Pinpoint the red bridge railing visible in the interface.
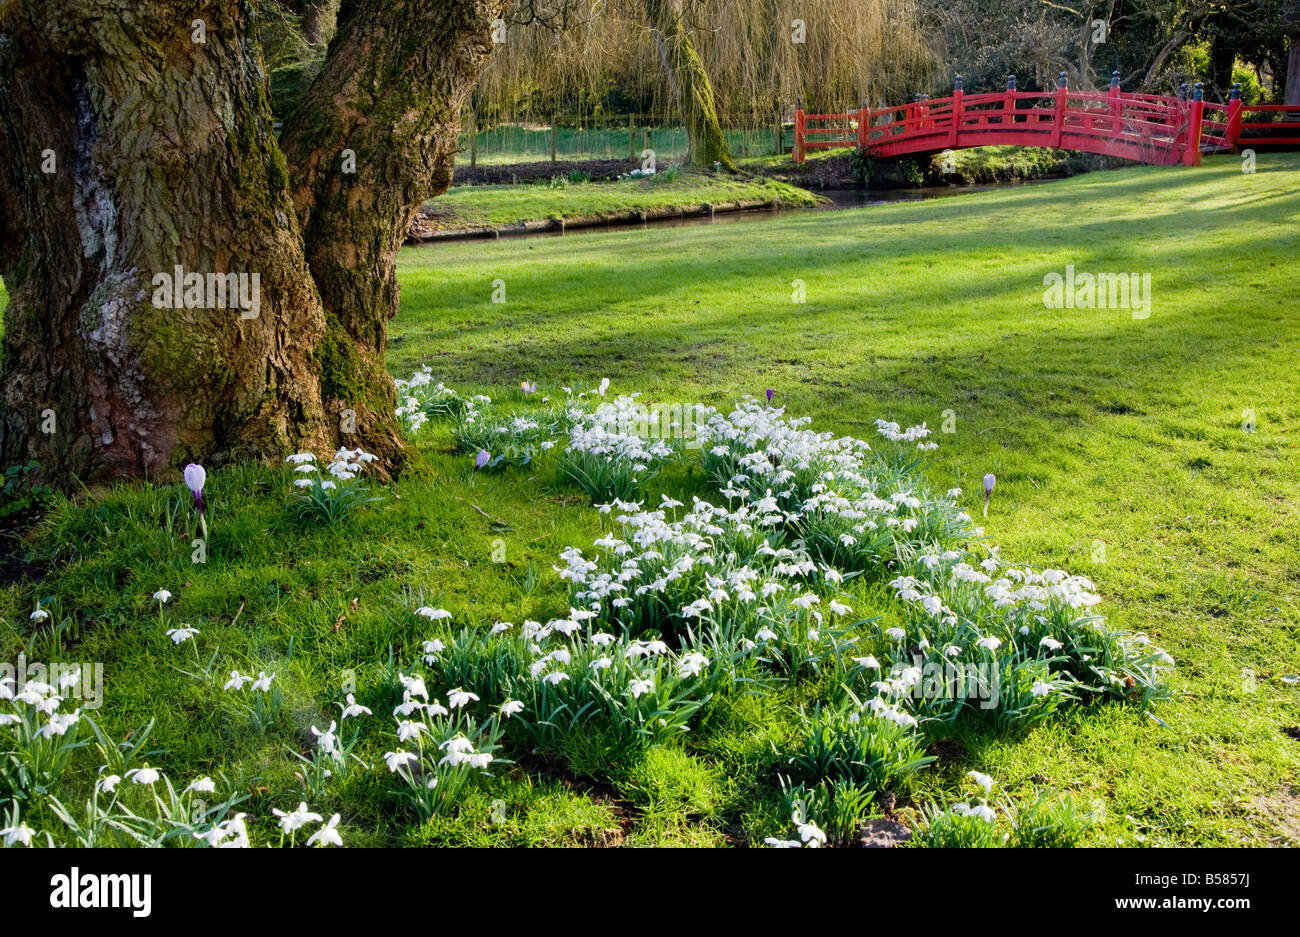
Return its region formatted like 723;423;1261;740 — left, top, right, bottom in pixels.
794;72;1300;166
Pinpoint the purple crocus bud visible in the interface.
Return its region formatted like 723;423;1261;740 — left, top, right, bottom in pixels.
765;388;774;403
475;450;490;470
982;473;995;517
183;463;206;514
520;380;536;394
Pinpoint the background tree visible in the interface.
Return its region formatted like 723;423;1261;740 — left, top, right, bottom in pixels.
0;0;504;486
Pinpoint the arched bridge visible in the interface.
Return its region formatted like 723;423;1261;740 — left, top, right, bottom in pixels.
795;73;1300;167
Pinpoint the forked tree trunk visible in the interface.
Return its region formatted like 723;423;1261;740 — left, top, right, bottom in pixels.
0;0;501;486
646;0;737;170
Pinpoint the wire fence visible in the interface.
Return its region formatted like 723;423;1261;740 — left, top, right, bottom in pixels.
455;120;791;166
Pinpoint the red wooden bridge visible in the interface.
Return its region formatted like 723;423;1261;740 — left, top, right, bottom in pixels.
795;73;1300;166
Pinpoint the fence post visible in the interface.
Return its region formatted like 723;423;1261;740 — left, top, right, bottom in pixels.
858;105;869;149
1227;82;1243;150
1184;82;1204;166
1053;71;1067;147
950;75;963;146
794;108;805;162
468;109;478;168
1004;74;1016;125
1108;70;1121;131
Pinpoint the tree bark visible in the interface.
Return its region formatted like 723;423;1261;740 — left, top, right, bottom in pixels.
646;0;737;170
0;0;502;486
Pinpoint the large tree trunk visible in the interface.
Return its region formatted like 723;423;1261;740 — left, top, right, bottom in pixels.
1285;2;1300;105
0;0;502;486
646;0;736;170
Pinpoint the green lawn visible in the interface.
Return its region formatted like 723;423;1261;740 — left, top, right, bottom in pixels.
3;153;1298;847
422;172;820;231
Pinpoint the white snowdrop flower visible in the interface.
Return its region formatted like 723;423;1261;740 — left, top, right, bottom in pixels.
127;766;160;786
29;608;50;622
1030;681;1054;698
0;823;36;847
976;637;1002;652
828;600;852;616
468;752;493;770
57;669;82;691
854;656;881;669
591;656;613;671
286;452;316;464
383;751;418;772
97;774;122;794
755;627;778;642
967;771;994;793
447;688;479;709
38;711;81;738
1019;625;1031;636
399;674;428;700
307;814;343;848
166;626;199;645
294;478;315;489
797;820;827;847
945;645;962;658
392;693;423;717
187;776;217;794
678;653;709;678
970;803;996;822
1040;636;1063;651
490;622;512;635
415;607;451;620
764;837;802;848
922;595;944;617
312;721;339;754
627;679;654;699
590;632;615;646
273;802;323;834
598;378;610;397
340;694;371;719
397;720;427;743
542;671;569;685
886;628;906;641
153;590;173;604
499;699;524;718
251;671;275;693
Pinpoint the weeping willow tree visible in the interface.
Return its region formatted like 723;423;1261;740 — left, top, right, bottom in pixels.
471;0;937;163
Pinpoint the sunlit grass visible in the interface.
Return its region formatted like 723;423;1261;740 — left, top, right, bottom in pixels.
4;153;1298;845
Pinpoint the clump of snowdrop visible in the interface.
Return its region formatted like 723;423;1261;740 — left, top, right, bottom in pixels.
560;395;677;502
382;673;506;821
287;449;383;524
394;367;471;433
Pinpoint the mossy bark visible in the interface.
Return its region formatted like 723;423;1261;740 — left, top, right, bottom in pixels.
647;0;737;171
0;0;503;485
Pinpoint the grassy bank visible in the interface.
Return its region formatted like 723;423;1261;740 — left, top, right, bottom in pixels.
3;153;1298;847
418;172;821;233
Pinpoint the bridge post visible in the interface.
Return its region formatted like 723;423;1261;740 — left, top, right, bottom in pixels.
1004;74;1016;125
858;105;869;150
1053;72;1068;147
1183;82;1204;166
1108;70;1121;131
1227;82;1243;150
794;108;805;163
950;75;963;147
